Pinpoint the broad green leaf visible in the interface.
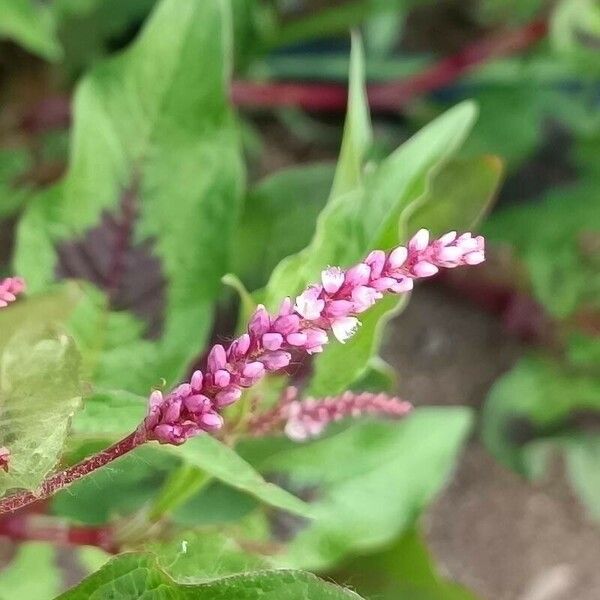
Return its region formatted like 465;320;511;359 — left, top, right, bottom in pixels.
0;327;82;496
408;156;503;236
0;283;84;354
551;0;600;74
57;553;363;599
0;148;33;219
166;435;314;519
233;163;334;289
249;407;473;569
310;132;498;397
149;531;269;581
173;481;259;526
14;0;244;394
482;355;600;476
0;542;60;600
331;528;480;599
308;294;405;396
71;389;146;439
483;186;600;317
54;0;156;76
0;0;61;61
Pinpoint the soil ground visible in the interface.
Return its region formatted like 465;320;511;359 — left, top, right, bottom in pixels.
383;285;600;600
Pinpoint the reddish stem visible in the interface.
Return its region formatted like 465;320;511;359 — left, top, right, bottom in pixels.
0;430;146;517
21;19;547;133
232;19;548;110
0;513;116;552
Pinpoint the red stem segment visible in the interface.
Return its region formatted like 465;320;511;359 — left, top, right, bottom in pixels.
0;431;146;517
21;19;547;133
232;19;548;110
0;513;116;552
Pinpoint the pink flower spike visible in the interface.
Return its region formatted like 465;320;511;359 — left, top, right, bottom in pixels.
325;299;354;318
388;246;408;269
439;230;457;245
200;411;224;431
295;288;325;320
0;277;25;309
273;314;301;335
390;277;414;293
365;250;386;279
262;332;283;351
464;251;485;265
409;228;430;251
184;394;210;413
260;351;292;371
0;447;9;472
214;369;231;388
321;267;345;294
207;344;227;373
190;370;203;392
351;286;380;312
331;316;360;343
142;229;484;446
412;261;439;277
243;362;265;380
287;332;308;347
249;305;271;337
344;263;371;287
215;386;242;407
278;297;293;316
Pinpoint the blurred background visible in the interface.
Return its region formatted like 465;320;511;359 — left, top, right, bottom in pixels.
1;1;599;599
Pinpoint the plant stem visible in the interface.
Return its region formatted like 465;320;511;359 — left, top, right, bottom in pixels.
0;430;146;517
21;19;547;133
232;19;548;111
0;513;116;551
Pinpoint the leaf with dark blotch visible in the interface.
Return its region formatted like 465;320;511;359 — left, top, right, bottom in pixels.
14;0;244;394
55;180;167;339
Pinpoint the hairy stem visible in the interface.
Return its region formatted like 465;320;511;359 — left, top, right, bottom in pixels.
0;430;146;517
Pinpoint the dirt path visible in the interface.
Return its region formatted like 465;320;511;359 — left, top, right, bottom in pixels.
383;285;600;600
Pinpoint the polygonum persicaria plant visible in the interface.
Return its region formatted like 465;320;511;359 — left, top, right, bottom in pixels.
0;277;25;309
0;229;483;515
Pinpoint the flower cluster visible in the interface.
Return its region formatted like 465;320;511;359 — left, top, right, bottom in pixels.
0;447;9;473
0;277;25;309
141;229;484;445
247;386;412;441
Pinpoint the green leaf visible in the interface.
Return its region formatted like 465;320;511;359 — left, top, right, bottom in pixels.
0;147;34;219
331;528;481;599
483;186;600;317
262;34;374;309
14;0;244;394
0;542;61;600
149;531;269;581
551;0;600;74
71;389;146;439
0;0;62;61
330;31;372;200
166;435;315;519
233;163;334;289
0;326;82;496
57;553;363;599
408;155;503;236
482;355;600;476
248;407;473;569
564;436;600;520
